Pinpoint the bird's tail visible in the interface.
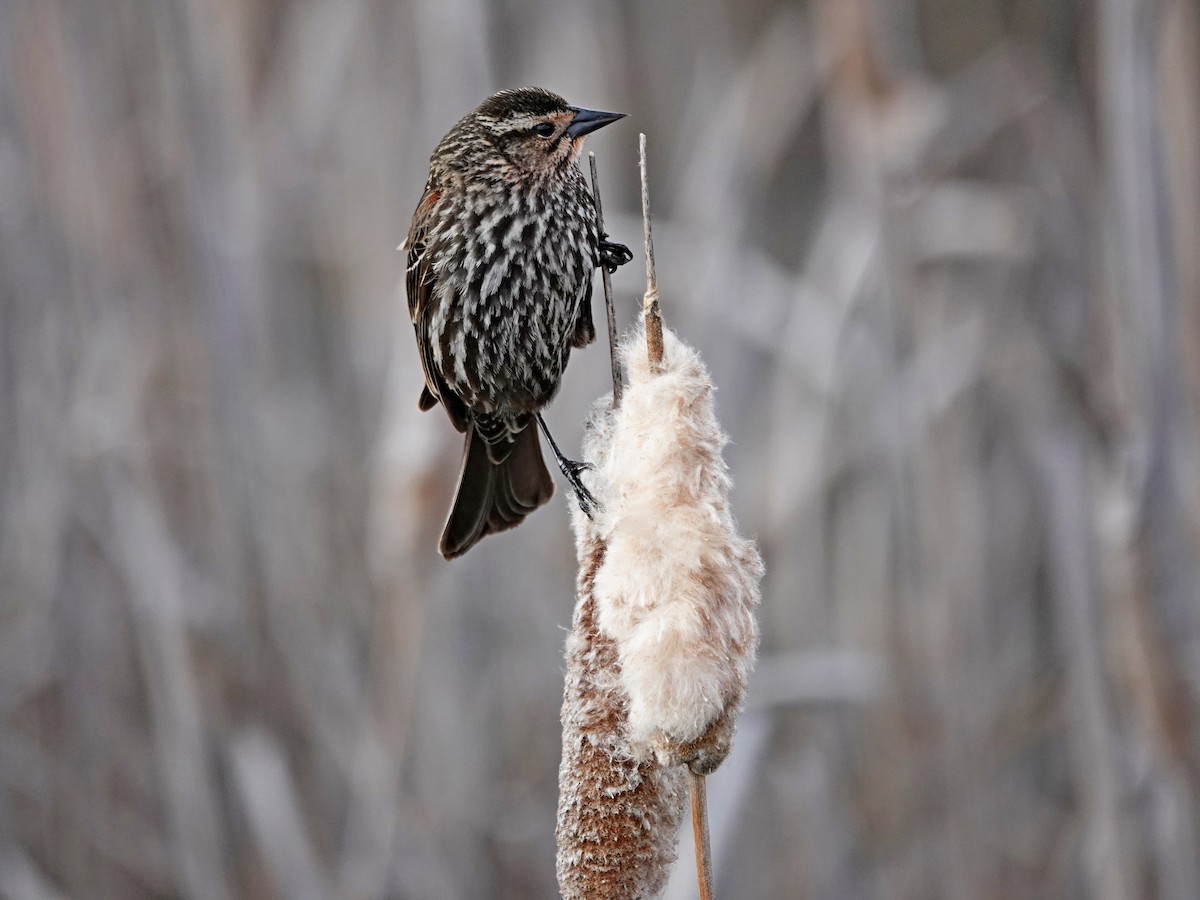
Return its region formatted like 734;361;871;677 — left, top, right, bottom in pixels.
439;423;555;559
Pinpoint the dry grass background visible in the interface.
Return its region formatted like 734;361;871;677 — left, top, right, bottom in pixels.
1;0;1199;897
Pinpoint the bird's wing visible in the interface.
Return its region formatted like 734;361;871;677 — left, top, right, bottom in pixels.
406;188;468;431
406;187;439;325
570;274;596;349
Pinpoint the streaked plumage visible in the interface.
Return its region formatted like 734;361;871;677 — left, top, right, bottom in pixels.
406;87;625;558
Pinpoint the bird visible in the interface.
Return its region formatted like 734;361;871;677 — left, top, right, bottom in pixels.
404;87;632;559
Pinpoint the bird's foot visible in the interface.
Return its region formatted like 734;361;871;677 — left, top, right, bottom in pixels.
557;457;599;519
536;412;601;518
599;236;634;274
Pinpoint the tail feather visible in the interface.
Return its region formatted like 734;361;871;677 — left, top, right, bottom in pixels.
439;424;554;559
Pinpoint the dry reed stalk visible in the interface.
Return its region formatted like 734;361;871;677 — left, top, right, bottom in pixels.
639;133;664;371
688;771;714;900
588;152;623;406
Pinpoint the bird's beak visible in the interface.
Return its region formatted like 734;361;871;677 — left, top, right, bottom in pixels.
565;107;627;139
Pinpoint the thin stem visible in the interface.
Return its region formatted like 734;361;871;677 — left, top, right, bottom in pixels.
588;152;623;408
689;771;714;900
638;133;664;369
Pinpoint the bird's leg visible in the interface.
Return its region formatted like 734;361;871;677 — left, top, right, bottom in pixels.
598;234;634;274
536;413;598;518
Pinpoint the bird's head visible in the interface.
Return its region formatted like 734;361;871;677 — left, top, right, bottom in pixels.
469;87;626;175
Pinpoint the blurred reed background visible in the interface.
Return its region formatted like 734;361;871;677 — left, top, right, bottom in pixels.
1;0;1199;897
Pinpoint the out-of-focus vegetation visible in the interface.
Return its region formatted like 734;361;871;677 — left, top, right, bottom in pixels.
1;0;1198;897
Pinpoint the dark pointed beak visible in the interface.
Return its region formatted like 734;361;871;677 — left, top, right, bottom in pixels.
565;107;626;139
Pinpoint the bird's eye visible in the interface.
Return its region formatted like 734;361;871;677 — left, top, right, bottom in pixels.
533;122;555;138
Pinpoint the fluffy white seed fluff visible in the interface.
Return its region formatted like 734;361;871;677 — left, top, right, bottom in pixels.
573;325;763;759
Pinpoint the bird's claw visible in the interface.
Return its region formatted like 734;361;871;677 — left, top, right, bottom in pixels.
536;412;601;518
558;457;599;519
599;236;633;275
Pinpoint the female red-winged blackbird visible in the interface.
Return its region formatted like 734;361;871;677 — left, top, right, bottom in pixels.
405;87;630;559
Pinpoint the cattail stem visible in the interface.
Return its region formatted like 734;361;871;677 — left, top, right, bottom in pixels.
690;771;715;900
588;152;623;407
638;133;664;370
639;132;714;897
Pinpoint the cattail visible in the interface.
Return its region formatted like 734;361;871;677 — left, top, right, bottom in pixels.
556;323;763;898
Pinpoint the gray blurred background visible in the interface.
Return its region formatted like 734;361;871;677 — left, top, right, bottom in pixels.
2;0;1199;897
